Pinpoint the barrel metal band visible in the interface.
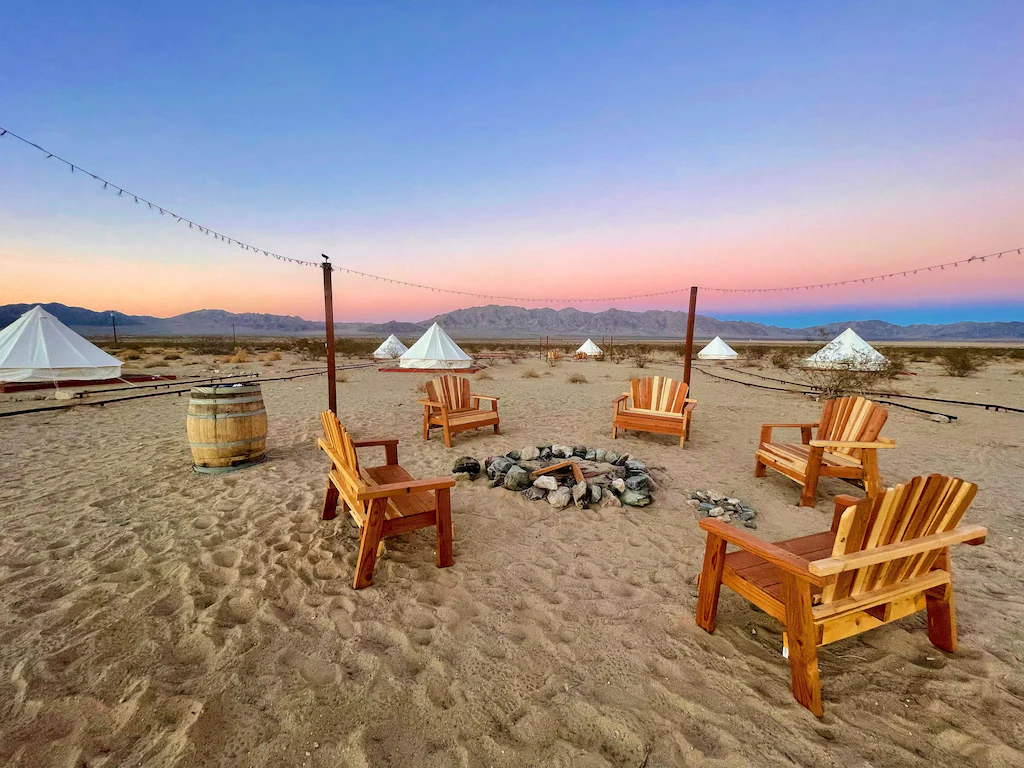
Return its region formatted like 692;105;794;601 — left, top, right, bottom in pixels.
187;408;267;420
188;437;267;448
188;396;265;405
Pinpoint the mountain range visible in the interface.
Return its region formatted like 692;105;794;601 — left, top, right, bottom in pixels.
1;302;1022;341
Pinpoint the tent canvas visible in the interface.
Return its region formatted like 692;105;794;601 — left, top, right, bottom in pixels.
399;323;473;369
803;328;888;371
373;334;409;359
0;305;123;383
576;339;603;356
697;336;738;360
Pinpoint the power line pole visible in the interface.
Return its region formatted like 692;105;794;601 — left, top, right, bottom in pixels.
322;254;337;414
683;286;698;391
111;313;118;344
232;324;236;345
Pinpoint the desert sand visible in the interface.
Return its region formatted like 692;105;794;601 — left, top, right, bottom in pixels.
1;354;1023;767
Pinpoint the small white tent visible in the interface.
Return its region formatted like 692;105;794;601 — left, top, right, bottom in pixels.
373;334;409;360
803;328;887;371
0;305;123;382
399;323;473;369
576;339;603;357
697;336;738;360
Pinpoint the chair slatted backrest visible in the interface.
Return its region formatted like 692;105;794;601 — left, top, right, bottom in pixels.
820;475;977;604
817;396;887;458
629;376;688;414
427;375;472;411
320;410;364;511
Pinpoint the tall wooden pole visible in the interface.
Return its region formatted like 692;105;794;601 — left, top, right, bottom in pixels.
683;286;698;390
322;255;337;414
111;313;118;344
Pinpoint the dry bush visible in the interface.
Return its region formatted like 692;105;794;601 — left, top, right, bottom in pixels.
228;348;251;364
261;351;282;362
796;354;884;399
506;346;522;364
567;373;588;384
118;350;141;361
769;348;796;370
630;345;652;368
143;361;163;369
163;353;182;360
878;349;908;381
294;338;325;361
521;370;541;379
743;345;768;364
609;349;626;364
937;349;984;377
475;370;494;380
545;355;561;367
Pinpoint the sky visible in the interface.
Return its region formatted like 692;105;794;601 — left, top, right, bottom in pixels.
0;1;1021;326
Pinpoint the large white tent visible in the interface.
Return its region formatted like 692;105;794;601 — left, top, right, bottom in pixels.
399;323;473;369
697;336;738;360
373;334;409;360
803;328;888;371
576;339;603;357
0;305;123;383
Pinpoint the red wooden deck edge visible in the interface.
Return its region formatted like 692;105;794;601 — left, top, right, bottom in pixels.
377;367;481;374
0;375;177;393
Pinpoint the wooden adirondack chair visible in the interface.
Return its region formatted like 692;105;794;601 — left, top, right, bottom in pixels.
695;474;987;716
755;395;895;506
419;375;500;448
612;375;696;446
318;411;456;589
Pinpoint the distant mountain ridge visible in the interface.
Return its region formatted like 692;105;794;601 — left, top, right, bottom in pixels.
1;302;1022;341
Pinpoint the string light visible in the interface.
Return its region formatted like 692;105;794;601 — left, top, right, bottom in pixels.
2;123;1021;303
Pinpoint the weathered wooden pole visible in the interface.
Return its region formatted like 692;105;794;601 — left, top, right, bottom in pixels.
111;312;118;344
322;254;337;414
683;286;698;390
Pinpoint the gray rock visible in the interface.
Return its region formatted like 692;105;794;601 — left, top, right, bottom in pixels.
573;446;588;458
520;445;540;461
726;498;741;506
708;490;725;502
608;466;628;480
548;486;572;509
620;490;652;507
553;445;573;459
533;475;559;491
931;414;951;424
625;474;652;494
695;490;710;502
572;481;589;508
523;486;547;501
486;456;514;479
539;447;553;459
685;499;701;510
452;457;480;479
610;478;626;494
585;449;598;461
709;506;725;517
743;520;758;529
739;510;756;521
624;459;647;474
589;484;602;504
503;465;531;491
600;488;622;508
605;451;620;465
720;513;732;523
614;453;631;466
506;450;521;460
594;449;607;463
490;474;507;488
698;502;714;511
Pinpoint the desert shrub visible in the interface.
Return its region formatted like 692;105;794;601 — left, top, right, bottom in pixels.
769;348;796;370
744;346;768;364
567;373;588;384
796;355;885;399
506;346;522;364
261;351;282;362
878;349;908;381
294;338;325;361
475;370;494;380
521;370;540;379
937;349;983;377
163;353;182;360
545;354;561;367
609;349;626;364
228;348;251;364
334;338;378;357
143;361;163;369
118;350;141;361
630;345;652;368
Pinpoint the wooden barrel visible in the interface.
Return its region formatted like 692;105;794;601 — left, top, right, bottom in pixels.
186;384;267;473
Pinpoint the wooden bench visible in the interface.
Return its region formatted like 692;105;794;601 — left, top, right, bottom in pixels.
755;395;894;506
695;474;986;716
612;375;696;446
419;374;500;448
318;411;455;589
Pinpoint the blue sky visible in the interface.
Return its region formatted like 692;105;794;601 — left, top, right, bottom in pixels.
0;1;1021;325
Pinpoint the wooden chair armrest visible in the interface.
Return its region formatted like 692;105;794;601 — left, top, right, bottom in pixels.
417;399;445;408
809;524;988;577
809;438;896;449
831;494;866;531
614;394;629;403
761;422;819;429
699;518;824;586
352;438;400;448
472;394;499;402
357;477;457;500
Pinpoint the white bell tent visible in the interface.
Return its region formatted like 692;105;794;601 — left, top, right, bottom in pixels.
697;336;738;360
803;328;888;371
576;339;603;357
399;323;473;369
373;334;409;359
0;305;123;383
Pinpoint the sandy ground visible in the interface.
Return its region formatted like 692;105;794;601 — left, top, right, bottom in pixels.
1;354;1023;767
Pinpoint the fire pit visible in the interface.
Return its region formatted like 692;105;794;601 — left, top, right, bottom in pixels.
452;444;656;508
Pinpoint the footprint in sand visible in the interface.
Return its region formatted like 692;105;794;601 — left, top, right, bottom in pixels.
193;515;218;530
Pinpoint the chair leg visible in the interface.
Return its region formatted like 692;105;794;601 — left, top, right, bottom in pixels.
321;478;339;520
493;422;500;435
862;450;881;497
442;422;453;448
695;533;727;633
927;553;957;652
353;498;387;589
782;573;823;716
799;454;823;507
754;453;767;478
422;406;430;441
435;488;454;568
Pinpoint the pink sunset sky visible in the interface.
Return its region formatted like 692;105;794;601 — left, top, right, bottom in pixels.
1;3;1021;326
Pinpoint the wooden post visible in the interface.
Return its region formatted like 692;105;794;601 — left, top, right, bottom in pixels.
110;313;118;344
683;286;698;390
322;255;337;414
232;324;236;345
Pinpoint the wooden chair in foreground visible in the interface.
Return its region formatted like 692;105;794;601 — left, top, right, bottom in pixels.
318;411;455;589
419;374;500;448
612;375;696;446
695;474;986;716
755;395;895;506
